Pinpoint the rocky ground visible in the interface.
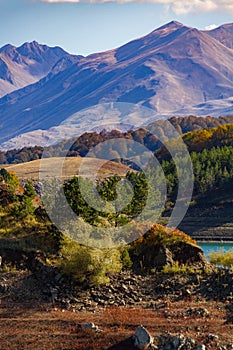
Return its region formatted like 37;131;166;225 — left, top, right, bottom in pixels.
1;256;233;309
0;259;233;349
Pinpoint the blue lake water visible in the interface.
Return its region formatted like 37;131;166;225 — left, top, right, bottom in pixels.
198;242;233;257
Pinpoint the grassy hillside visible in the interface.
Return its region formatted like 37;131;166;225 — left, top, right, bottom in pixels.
2;156;131;181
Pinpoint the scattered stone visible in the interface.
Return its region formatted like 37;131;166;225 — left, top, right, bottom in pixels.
80;322;99;331
208;333;219;341
158;333;196;350
185;307;210;318
0;247;233;317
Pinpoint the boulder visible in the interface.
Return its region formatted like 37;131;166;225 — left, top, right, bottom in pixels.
107;331;207;350
130;230;207;272
132;245;174;271
170;241;206;266
132;325;154;349
106;337;140;350
107;326;155;350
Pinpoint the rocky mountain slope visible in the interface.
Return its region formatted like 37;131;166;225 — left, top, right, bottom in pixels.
0;41;80;98
0;21;233;149
206;22;233;48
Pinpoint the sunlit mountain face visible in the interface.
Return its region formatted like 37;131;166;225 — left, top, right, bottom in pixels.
0;21;233;150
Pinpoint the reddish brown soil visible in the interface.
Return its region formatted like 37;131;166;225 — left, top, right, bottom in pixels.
0;299;232;350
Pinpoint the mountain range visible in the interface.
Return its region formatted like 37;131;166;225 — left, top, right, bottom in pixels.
0;20;233;150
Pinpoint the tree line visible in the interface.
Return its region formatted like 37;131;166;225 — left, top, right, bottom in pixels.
1;115;232;164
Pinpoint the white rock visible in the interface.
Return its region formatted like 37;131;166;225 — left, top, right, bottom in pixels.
81;322;99;331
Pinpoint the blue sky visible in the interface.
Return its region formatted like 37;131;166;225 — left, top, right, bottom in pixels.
0;0;232;56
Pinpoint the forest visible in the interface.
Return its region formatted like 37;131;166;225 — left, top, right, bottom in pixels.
1;114;233;164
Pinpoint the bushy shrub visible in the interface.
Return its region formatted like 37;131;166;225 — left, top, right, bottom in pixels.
121;249;133;269
208;249;233;269
0;169;20;192
60;238;122;285
162;261;195;274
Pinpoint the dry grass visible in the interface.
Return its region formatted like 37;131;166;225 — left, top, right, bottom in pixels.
0;299;232;349
2;157;130;181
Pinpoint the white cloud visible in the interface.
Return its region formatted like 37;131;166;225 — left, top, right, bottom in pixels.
205;24;218;30
40;0;233;15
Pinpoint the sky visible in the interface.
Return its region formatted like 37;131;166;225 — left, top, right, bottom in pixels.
0;0;232;56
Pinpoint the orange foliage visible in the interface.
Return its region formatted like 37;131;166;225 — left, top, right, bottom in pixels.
17;186;25;194
132;223;196;247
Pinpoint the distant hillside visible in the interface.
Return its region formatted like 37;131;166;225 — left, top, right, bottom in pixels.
1;115;233;165
178;182;233;241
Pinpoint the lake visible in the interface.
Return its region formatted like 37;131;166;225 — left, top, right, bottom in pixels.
198;241;233;257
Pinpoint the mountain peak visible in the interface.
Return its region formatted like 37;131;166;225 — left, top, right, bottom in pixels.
0;44;24;64
166;20;184;27
17;41;46;55
148;20;191;39
212;23;233;31
22;40;40;46
0;44;16;53
157;20;187;31
0;44;19;59
0;41;74;98
205;22;233;49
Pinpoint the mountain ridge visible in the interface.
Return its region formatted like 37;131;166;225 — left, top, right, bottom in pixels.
0;21;232;150
0;41;80;98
